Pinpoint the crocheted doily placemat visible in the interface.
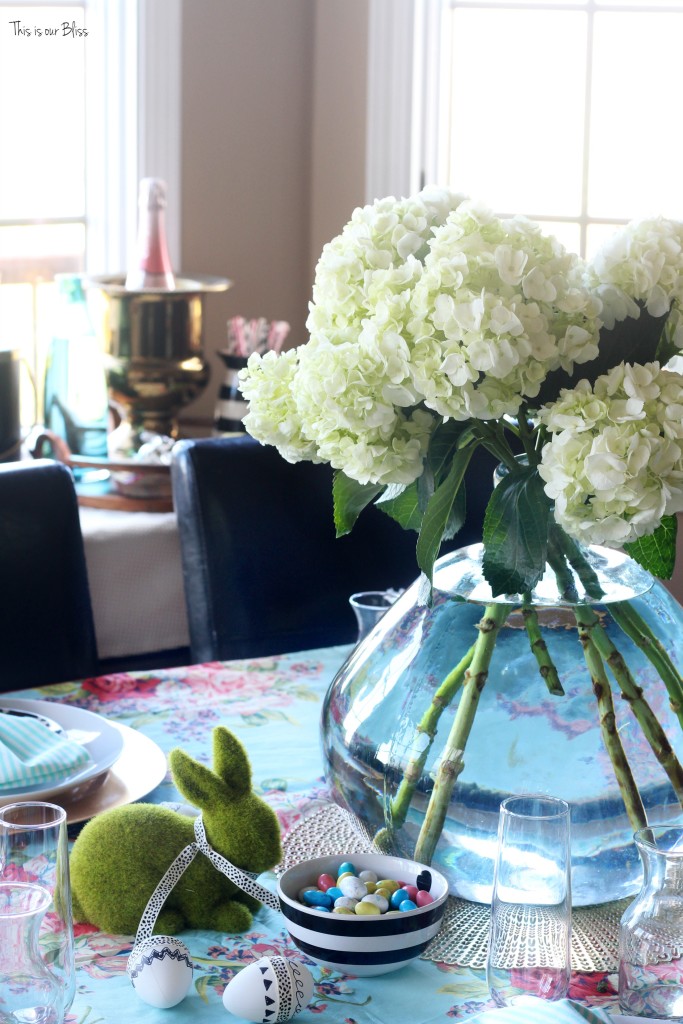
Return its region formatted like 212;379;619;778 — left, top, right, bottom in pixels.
279;802;627;972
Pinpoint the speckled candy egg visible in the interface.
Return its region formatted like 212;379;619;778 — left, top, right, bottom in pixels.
127;935;193;1008
222;956;314;1023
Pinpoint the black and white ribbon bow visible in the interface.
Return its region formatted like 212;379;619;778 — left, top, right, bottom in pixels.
135;814;280;945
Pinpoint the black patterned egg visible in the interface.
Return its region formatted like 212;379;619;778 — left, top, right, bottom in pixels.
127;935;193;1008
222;955;314;1022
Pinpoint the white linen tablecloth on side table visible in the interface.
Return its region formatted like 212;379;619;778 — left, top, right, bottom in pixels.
79;507;190;659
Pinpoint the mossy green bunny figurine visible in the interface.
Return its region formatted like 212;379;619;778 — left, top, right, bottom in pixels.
70;727;282;935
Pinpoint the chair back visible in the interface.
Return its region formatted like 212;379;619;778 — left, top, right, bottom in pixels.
171;435;495;662
0;459;98;691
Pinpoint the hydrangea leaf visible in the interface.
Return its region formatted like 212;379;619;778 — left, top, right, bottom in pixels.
624;515;678;580
376;481;423;532
482;467;551;596
416;446;474;582
426;420;477;484
333;472;383;536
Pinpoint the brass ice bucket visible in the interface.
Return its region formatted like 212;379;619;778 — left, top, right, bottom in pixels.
87;274;231;453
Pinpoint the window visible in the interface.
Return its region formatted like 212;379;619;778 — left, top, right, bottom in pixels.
0;2;88;424
367;0;683;257
0;0;180;430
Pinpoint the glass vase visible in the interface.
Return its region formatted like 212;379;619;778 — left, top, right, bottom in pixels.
619;825;683;1019
321;543;683;906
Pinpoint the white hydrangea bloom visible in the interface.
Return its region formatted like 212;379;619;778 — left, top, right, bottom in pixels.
306;186;468;344
538;362;683;545
408;202;602;421
240;187;465;487
238;349;320;464
588;217;683;331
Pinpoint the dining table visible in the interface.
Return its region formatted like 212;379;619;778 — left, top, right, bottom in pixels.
5;644;633;1023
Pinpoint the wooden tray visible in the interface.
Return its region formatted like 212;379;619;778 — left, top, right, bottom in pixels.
30;430;174;513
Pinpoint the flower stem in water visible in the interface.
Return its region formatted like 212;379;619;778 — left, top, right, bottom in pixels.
577;622;647;831
610;600;683;729
374;640;477;850
522;597;564;696
575;603;683;807
413;602;511;865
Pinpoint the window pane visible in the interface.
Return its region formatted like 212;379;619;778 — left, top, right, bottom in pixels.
0;224;85;282
447;10;587;215
536;220;582;255
588;13;683;220
0;5;85;220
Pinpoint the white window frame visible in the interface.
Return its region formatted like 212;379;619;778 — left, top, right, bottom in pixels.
367;0;683;253
84;0;182;275
366;0;445;204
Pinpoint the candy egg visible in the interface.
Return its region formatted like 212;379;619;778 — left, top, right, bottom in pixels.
390;887;410;909
127;935;193;1009
333;896;358;910
302;889;333;910
415;889;434;907
223;956;314;1023
338;875;367;900
399;898;417;912
362;892;389;913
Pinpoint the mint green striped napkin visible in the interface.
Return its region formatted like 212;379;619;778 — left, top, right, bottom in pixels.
468;1000;613;1024
0;715;92;790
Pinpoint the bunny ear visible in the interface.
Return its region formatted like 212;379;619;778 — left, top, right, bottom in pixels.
169;747;226;809
212;727;252;798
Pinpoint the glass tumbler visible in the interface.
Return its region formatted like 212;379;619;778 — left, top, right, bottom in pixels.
487;794;572;1007
0;803;75;1015
0;881;64;1024
619;824;683;1020
349;591;398;643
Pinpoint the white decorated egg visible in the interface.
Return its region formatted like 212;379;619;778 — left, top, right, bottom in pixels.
127;935;193;1009
222;956;314;1022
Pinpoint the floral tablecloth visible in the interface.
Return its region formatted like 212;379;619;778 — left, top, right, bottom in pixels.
12;646;623;1023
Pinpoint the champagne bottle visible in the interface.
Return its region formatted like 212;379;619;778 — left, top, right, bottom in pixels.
125;177;176;290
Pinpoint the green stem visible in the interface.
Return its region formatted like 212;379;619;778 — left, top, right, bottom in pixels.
413;602;512;865
374;641;477;849
553;526;604;601
522;596;564;696
577;622;647;832
610;600;683;730
546;531;580;603
574;603;683;807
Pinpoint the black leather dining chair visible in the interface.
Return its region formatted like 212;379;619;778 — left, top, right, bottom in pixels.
171;434;496;663
0;459;99;692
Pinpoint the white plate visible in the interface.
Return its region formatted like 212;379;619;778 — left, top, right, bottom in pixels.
60;723;168;824
0;698;124;805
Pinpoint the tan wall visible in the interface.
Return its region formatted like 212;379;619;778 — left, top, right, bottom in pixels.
309;0;368;278
179;0;368;424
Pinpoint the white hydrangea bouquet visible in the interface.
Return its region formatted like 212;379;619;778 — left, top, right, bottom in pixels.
240;188;683;862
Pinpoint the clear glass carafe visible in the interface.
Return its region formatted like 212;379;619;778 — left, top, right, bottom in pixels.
0;882;64;1024
0;803;75;1013
619;825;683;1019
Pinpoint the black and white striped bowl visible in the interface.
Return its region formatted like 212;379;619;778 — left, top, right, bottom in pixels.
277;852;449;977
